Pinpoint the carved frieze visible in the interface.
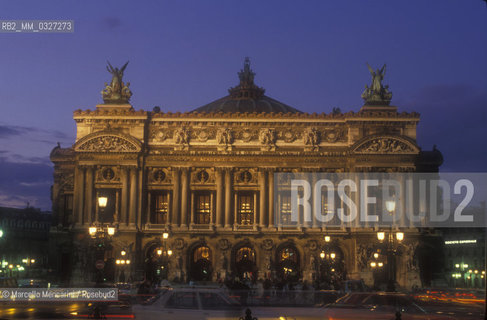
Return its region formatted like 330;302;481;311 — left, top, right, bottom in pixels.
191;168;215;184
234;169;258;185
216;128;233;152
150;128;169;142
173;238;186;251
281;129;296;143
76;134;140;153
237;129;257;142
322;128;346;143
148;167;172;185
59;173;74;191
303;127;320;151
354;136;418;154
174;128;190;150
218;239;230;251
260;239;274;251
259;128;276;151
95;166;120;183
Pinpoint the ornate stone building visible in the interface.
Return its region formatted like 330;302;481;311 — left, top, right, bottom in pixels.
50;59;442;288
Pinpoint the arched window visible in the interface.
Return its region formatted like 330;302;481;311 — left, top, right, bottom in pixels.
193;246;211;262
236;247;255;263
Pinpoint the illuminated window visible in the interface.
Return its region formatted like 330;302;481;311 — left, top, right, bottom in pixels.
196;193;211;224
281;196;292;224
236;247;255;262
279;247;298;263
194;246;211;262
238;193;254;225
151;192;169;224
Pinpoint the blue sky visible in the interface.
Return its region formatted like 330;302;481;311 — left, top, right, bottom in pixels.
0;0;486;210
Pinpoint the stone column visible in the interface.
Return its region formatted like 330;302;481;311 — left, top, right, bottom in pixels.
129;167;137;227
121;167;129;225
146;192;151;225
172;168;180;227
115;190;120;224
224;169;232;228
259;169;267;228
84;167;94;226
180;168;189;228
253;192;258;230
190;191;195;226
74;166;85;226
268;169;274;229
215;168;223;228
234;193;238;226
137;168;143;228
210;192;214;226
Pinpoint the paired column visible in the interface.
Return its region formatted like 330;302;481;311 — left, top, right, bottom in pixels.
128;167;137;227
268;169;274;229
74;166;85;226
224;169;232;228
84;167;94;225
259;169;267;228
215;168;223;228
121;167;129;225
172;168;180;227
180;168;189;228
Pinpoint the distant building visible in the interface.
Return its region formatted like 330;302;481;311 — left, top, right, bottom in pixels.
50;59;442;288
0;206;51;279
441;227;486;288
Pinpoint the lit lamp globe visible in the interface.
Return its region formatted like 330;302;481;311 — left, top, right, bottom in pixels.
98;196;108;208
167;250;173;256
385;199;396;214
107;227;116;236
377;232;385;241
89;227;97;236
330;253;336;259
162;232;169;240
396;232;404;242
320;252;325;259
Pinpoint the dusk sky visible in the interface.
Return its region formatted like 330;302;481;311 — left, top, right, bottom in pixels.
0;0;486;210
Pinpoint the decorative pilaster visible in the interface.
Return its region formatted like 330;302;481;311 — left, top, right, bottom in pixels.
74;166;85;227
172;168;180;227
146;192;151;225
215;168;223;228
180;168;189;228
84;167;94;226
224;169;232;228
121;167;129;225
259;169;267;228
268;169;274;229
129;167;137;227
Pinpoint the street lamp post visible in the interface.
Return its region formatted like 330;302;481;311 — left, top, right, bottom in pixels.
88;195;116;284
377;198;404;292
155;232;172;282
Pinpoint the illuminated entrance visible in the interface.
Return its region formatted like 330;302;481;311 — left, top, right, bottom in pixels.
234;246;256;280
190;246;212;281
277;245;300;282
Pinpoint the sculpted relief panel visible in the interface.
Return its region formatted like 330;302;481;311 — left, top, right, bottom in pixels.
353;136;418;154
75;134;140;153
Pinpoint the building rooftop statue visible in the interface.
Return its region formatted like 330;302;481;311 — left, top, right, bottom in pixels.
192;58;302;113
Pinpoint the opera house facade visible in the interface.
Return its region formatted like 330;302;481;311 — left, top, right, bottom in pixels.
49;59;442;289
